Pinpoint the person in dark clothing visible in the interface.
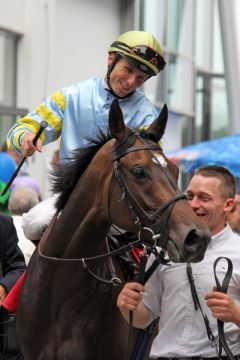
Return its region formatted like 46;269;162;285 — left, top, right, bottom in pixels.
0;213;26;359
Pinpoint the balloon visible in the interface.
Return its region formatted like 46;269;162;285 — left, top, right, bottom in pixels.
0;153;16;183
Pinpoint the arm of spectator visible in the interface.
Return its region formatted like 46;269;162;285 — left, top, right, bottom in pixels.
22;195;58;241
205;291;240;327
117;281;150;329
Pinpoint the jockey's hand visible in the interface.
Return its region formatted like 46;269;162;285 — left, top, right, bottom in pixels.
117;282;145;312
205;291;240;326
0;285;7;306
21;132;42;157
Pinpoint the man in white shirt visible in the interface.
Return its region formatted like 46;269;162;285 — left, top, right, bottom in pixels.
117;165;240;359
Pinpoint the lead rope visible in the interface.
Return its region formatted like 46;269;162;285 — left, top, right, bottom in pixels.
187;258;235;360
129;246;170;360
186;264;218;350
128;246;148;360
213;257;234;360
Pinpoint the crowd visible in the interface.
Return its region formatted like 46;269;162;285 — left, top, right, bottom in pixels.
0;28;239;359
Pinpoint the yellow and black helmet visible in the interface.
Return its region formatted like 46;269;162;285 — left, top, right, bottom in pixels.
108;30;166;76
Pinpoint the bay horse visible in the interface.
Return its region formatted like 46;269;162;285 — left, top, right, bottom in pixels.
17;100;210;360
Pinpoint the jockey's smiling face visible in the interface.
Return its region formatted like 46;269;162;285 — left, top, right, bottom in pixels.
186;175;233;236
107;54;149;98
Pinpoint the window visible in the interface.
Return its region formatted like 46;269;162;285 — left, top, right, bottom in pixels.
0;30;27;146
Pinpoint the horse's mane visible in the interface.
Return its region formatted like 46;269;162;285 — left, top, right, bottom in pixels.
51;131;112;211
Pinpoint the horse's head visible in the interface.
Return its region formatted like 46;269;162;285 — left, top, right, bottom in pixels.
107;99;210;263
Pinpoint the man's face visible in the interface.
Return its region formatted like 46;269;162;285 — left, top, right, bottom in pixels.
186;175;229;236
107;54;149;98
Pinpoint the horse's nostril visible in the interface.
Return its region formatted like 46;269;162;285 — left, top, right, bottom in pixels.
183;229;210;263
185;230;200;250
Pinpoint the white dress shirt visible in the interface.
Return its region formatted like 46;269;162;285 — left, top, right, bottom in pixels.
142;225;240;358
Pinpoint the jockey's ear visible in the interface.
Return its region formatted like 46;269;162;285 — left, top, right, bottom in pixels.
145;104;168;141
109;99;129;141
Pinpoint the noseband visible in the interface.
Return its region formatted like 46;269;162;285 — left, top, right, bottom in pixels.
111;130;186;250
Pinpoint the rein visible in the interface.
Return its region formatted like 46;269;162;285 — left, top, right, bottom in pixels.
111;132;187;250
187;257;234;360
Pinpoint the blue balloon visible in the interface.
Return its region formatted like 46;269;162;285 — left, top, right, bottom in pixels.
0;153;16;183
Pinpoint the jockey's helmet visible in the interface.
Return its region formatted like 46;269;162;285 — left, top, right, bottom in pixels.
108;30;166;76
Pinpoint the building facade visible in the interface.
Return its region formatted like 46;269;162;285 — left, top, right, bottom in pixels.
0;0;239;196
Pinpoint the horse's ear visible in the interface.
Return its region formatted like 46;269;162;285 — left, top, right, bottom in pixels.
109;99;127;140
146;104;168;141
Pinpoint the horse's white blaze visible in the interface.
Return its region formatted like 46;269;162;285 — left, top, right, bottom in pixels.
152;153;167;167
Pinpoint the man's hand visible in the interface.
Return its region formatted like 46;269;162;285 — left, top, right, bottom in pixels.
117;282;145;312
205;291;240;326
117;282;149;328
21;133;42;157
0;284;7;306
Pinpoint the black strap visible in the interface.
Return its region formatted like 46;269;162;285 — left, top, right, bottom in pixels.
130;318;158;360
187;263;216;344
187;258;235;360
130;249;169;360
213;257;234;360
128;252;148;359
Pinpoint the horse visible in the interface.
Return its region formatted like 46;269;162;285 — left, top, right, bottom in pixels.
17;100;210;360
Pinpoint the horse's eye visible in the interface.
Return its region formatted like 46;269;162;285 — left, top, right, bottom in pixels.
131;166;147;179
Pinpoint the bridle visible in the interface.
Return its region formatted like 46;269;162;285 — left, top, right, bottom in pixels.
39;130;187;284
110;130;187;250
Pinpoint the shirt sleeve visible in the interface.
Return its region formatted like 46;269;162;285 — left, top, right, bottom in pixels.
22;196;57;241
6;89;66;154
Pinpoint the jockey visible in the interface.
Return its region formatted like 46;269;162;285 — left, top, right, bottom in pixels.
5;30;167;274
7;30;166;160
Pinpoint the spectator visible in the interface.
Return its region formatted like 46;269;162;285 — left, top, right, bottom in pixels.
11;176;42;201
22;195;57;243
226;192;240;233
8;187;39;264
117;165;240;359
0;212;26;359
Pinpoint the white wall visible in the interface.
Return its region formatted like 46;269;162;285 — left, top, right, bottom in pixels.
2;0;123;197
0;0;25;34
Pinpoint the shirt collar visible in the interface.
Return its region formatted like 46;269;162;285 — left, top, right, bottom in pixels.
210;223;233;249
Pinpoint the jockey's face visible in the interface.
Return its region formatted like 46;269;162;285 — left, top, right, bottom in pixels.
107;54;149;98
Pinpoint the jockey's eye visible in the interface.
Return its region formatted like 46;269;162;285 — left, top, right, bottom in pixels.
131;166;147;179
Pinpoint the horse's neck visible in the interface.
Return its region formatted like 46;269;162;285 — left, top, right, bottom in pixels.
43;193;110;259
